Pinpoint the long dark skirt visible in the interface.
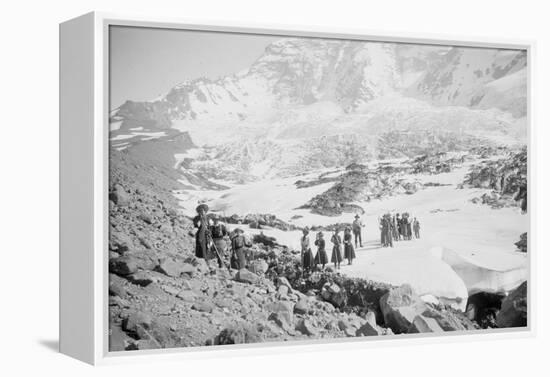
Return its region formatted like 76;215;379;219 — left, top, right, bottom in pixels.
302;249;314;270
344;244;356;260
315;248;329;265
331;246;343;263
231;247;247;270
195;230;213;260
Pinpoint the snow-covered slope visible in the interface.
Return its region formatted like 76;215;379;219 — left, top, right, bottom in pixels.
406;47;526;113
111;39;526;132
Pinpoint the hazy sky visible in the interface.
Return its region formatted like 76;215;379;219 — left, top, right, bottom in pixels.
109;26;278;109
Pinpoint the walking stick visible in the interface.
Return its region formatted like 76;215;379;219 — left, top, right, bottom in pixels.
200;212;230;271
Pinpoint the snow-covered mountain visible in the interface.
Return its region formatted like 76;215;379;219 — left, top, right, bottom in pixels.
406;47;527;115
112;38;526;130
110;37;527;181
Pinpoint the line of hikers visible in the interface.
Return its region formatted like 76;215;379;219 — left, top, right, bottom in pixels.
193;204;363;272
300;226;356;272
379;212;421;247
193;204;420;272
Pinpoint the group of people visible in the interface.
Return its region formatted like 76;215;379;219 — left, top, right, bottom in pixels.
194;203;421;273
379;212;421;247
193;204;253;270
300;226;357;272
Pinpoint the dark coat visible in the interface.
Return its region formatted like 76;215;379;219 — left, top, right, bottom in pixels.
343;233;356;260
193;214;213;260
314;238;329;265
331;234;343;263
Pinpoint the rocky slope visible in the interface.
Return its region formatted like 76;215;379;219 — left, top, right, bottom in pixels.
110;135;521;352
463;147;527;210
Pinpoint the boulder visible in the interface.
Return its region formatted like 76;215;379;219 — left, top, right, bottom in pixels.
184;256;208;273
267;301;295;325
235;269;260;285
176;290;197;302
321;283;347;308
515;233;527;253
379;284;428;334
422;308;474;331
109;253;157;276
192;302;215;313
496;281;527;328
123;312;152;336
294;299;310;315
109;231;134;254
296;319;319;336
278;285;289;296
110;184;131;206
157;258;186;278
216;324;262;345
268;312;293;333
364;311;377;328
126;271;154;287
109;274;127;298
137;213;153;224
407;315;444;333
356;322;380;336
248;259;268;275
109;323;134;352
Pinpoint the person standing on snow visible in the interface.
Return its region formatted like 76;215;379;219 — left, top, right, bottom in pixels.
314;231;329;270
413;218;421;239
352;214;364;248
331;229;343;270
300;228;314;272
343;227;356;265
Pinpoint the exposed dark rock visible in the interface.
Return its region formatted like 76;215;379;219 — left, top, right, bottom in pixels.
126;271;155;287
355;321;381;336
465;292;505;328
296;319;319;336
109;253;157;276
515;232;527;253
464;147;527;210
299;164;425;216
215;324;262;345
496;282;527;328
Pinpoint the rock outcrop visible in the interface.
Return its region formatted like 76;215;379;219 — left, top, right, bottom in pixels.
464;147;527;210
496;282;527;328
379;284;428;334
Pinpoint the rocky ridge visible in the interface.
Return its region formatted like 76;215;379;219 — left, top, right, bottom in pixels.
297;151;469;216
463;147;527;210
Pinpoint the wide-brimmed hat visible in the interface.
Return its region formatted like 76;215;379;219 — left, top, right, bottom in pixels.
354;214;360;219
196;203;209;213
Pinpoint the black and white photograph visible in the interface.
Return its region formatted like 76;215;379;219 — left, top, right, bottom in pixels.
107;26;528;351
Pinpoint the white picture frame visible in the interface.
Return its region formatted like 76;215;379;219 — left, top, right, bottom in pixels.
59;11;536;365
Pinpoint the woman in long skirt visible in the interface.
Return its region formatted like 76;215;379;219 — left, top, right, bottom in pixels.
314;231;329;270
330;229;343;270
301;228;314;272
343;227;356;265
